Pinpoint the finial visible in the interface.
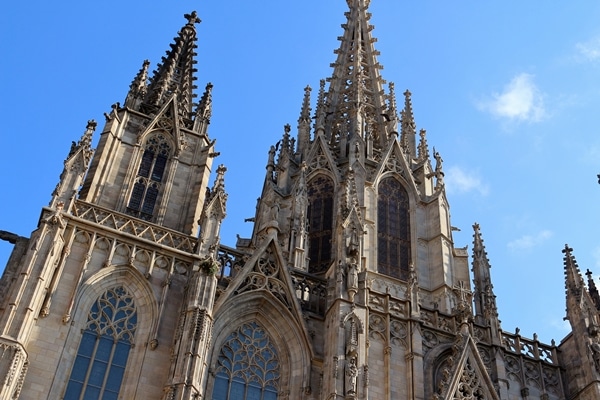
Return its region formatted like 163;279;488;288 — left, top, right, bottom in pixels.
299;85;312;123
417;129;429;161
184;11;201;25
86;120;97;131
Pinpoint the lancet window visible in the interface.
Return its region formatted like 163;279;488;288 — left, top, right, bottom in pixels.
307;175;334;274
127;133;171;220
377;177;411;280
64;286;137;400
212;322;280;400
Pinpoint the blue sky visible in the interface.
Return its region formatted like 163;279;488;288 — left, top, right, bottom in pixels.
2;1;600;345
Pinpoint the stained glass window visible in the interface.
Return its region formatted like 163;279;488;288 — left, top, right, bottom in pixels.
307;175;334;274
64;286;137;400
127;134;171;220
212;322;280;400
377;177;410;280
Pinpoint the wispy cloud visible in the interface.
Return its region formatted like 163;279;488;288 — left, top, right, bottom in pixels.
478;73;546;122
445;166;489;196
507;230;553;251
576;36;600;62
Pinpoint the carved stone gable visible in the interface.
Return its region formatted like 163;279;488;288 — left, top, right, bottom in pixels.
237;247;293;310
435;334;500;400
305;135;337;178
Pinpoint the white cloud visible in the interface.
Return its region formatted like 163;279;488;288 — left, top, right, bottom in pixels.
507;230;553;251
576;37;600;62
444;166;489;196
478;73;546;122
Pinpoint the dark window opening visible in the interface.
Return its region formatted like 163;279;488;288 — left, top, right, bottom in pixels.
307;175;334;274
377;177;410;280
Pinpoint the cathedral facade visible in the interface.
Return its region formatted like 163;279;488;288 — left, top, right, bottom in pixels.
1;2;599;399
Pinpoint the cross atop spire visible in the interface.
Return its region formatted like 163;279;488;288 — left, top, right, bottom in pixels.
184;11;201;25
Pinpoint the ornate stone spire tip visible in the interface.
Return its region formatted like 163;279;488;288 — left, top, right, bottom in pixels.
184;11;201;26
86;120;97;131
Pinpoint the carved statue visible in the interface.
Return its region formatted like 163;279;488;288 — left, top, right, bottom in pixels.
347;262;359;295
346;226;360;259
345;356;358;396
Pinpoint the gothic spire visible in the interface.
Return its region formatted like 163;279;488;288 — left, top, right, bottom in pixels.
471;223;500;334
417;129;429;162
324;0;388;150
192;82;213;134
314;79;327;136
297;86;312;158
400;89;417;158
386;82;399;138
563;244;585;304
125;60;150;108
50;121;97;210
145;11;201;119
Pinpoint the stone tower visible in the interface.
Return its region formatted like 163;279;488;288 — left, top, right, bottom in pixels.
0;12;227;399
1;2;600;400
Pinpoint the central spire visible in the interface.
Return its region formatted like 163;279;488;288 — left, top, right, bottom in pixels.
323;0;391;151
144;11;201;119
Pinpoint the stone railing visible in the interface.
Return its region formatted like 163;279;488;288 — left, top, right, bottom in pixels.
290;270;327;316
71;201;196;253
501;331;557;365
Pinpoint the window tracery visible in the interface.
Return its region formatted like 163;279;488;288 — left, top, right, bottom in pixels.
127;133;171;220
212;321;280;400
307;175;334;274
452;360;485;400
64;286;137;400
377;177;410;280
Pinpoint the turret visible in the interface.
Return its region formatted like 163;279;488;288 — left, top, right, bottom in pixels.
50;120;96;211
79;12;216;235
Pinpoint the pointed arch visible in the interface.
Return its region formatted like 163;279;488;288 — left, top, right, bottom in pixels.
49;265;157;399
126;132;173;220
377;175;411;280
63;285;137;399
212;321;280;400
307;174;334;273
209;292;312;400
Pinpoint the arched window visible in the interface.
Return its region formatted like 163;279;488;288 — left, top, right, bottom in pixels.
64;286;137;400
377;177;410;280
307;175;334;274
212;322;280;400
127;134;171;220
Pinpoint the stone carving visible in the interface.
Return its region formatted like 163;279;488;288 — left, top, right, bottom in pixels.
368;294;385;312
368;314;386;342
347;261;359;301
524;360;541;389
345;356;358;397
390;320;408;349
451;359;485;400
422;329;439;351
